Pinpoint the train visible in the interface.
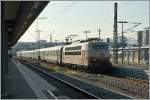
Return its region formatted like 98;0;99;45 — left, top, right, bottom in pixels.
16;41;112;73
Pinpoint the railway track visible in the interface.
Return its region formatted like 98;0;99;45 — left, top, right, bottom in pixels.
17;58;148;81
109;66;149;80
38;61;149;99
20;60;99;99
19;59;132;99
40;60;148;81
77;73;149;98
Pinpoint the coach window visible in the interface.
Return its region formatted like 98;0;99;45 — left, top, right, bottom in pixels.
51;51;52;56
51;51;52;55
57;50;59;56
65;46;81;51
52;51;54;56
54;51;56;56
46;51;48;56
65;51;81;55
54;51;55;56
44;51;46;56
53;51;54;56
51;51;53;56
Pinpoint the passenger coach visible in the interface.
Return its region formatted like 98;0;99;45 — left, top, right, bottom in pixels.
40;46;63;64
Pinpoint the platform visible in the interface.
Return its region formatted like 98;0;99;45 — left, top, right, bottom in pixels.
4;59;69;99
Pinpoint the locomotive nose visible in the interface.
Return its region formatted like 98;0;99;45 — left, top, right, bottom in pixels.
89;58;109;63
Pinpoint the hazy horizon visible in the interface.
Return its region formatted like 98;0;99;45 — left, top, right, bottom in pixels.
18;1;149;42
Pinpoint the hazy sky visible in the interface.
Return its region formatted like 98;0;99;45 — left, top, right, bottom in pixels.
18;1;149;42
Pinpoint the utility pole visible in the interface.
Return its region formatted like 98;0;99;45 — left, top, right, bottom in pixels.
126;30;136;64
117;21;140;64
98;28;101;41
128;36;130;65
84;30;90;40
50;34;52;43
121;21;124;64
113;3;118;64
36;19;40;61
137;31;142;65
118;21;128;64
69;34;77;42
36;17;47;62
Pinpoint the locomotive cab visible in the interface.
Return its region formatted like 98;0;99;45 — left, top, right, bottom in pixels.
87;42;112;73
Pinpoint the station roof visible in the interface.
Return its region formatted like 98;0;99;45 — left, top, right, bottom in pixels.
3;1;49;47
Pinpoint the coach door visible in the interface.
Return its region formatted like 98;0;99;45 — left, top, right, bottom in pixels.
60;47;63;63
56;50;59;63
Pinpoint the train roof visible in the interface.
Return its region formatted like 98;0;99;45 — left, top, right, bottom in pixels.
17;42;109;53
64;41;108;47
17;45;63;53
39;45;63;51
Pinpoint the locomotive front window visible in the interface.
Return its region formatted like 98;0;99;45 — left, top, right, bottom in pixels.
92;45;108;49
65;46;81;51
65;51;81;55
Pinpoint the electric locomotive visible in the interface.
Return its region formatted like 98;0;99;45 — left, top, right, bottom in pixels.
17;41;112;73
62;41;112;72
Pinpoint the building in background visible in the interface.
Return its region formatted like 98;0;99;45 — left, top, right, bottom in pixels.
138;28;149;48
137;28;149;64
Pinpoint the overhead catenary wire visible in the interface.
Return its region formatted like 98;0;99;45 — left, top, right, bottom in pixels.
29;2;147;43
36;1;78;41
40;30;55;40
40;1;78;30
28;31;37;41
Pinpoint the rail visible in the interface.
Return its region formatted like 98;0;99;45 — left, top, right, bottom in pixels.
19;60;100;99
